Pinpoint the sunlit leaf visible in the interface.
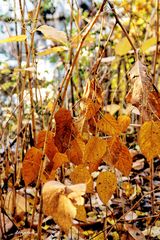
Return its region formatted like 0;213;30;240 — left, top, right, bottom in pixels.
83;136;107;172
22;147;42;186
42;181;86;233
37;25;68;45
138;121;160;160
0;35;27;44
97;113;120;136
70;165;93;193
115;37;132;56
96;172;117;204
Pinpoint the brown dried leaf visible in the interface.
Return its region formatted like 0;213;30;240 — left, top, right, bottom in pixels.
104;137;132;176
70;165;93;193
126;60;160;119
97;113;120;136
22;147;42;186
96;172;117;205
138;121;160;160
124;224;146;240
83;136;107;172
118;115;131;133
36;130;58;161
54;108;72;153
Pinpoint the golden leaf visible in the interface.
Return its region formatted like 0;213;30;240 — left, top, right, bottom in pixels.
83;136;107;172
97;113;120;136
103;136;132;176
76;205;87;222
138;121;160;160
96;172;117;205
36;130;58;161
52;152;69;170
0;35;27;44
22;147;42;186
70;165;93;193
37;25;68;45
66;137;85;165
118;115;131;133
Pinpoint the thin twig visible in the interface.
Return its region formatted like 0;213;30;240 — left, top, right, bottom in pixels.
108;1;137;57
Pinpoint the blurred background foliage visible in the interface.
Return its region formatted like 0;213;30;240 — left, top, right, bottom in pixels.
0;0;159;146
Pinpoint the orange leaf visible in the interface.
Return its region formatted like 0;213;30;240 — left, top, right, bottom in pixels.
96;172;117;204
70;165;93;193
138;121;160;160
22;147;42;186
103;137;132;176
52;152;69;170
97;113;120;136
83;136;107;172
118;115;131;133
36;130;58;161
80;98;100;120
54;108;72;153
66;137;85;165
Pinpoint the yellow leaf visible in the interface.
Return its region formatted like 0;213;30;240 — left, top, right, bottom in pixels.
138;121;160;160
118;115;131;133
76;205;87;222
0;35;27;44
70;165;93;193
83;136;107;172
37;25;68;45
141;37;156;52
37;46;68;56
105;104;120;115
97;113;120;136
22;147;42;186
96;172;117;205
115;37;132;56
